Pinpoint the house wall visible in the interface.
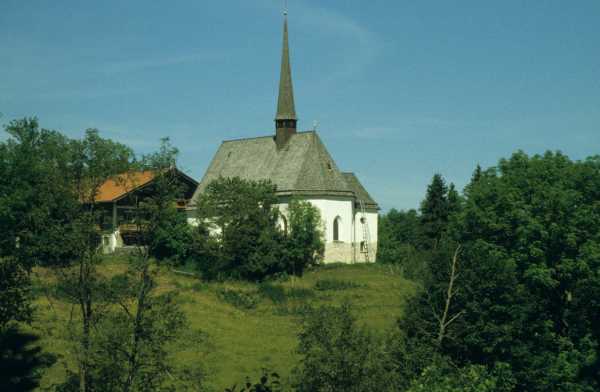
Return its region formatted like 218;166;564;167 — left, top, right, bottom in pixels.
353;208;378;263
186;196;378;264
277;196;377;264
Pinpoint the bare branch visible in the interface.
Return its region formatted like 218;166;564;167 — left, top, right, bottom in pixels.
437;244;463;346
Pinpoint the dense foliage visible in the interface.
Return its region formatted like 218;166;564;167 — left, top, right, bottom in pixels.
0;119;204;391
377;209;424;276
194;177;323;281
294;303;397;392
138;140;196;264
0;257;31;330
0;118;81;269
4;115;600;391
398;152;600;391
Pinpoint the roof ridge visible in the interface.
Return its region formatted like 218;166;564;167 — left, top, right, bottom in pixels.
222;130;315;144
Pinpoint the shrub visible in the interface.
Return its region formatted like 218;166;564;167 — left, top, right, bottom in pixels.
191;281;208;292
194;181;325;282
259;283;316;306
273;303;314;318
216;288;260;310
147;209;195;264
406;360;515;392
225;370;282;392
258;283;287;304
193;177;285;281
294;303;397;391
314;279;364;291
286;287;315;301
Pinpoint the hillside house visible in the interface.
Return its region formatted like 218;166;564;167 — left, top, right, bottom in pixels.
95;169;198;253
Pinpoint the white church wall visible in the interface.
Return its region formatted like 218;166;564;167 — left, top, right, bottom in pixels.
353;208;378;263
186;196;375;264
277;196;356;264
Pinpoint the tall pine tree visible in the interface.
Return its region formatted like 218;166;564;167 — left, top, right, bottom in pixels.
420;174;449;249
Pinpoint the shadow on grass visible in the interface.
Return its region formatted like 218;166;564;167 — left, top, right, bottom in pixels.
0;326;57;392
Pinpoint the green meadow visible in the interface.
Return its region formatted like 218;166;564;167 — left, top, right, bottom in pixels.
29;259;417;391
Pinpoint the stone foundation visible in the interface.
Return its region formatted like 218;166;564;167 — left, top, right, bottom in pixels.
323;241;378;264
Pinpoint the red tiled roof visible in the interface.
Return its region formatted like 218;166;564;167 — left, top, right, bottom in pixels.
95;171;155;202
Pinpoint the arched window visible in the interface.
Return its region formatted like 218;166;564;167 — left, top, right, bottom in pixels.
279;214;288;235
333;216;341;241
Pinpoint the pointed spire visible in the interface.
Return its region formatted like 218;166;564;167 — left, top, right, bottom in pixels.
274;12;297;148
275;13;297;121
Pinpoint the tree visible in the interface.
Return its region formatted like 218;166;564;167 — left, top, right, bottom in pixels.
391;241;467;389
0;118;81;268
0;118;81;337
195;178;321;281
283;199;324;277
406;360;515;392
446;183;461;217
0;257;32;330
54;138;205;391
377;209;424;273
399;152;600;391
194;176;282;280
96;139;200;392
0;326;57;391
420;174;449;249
294;303;398;392
137;139;195;265
463;164;483;199
70;130;133;392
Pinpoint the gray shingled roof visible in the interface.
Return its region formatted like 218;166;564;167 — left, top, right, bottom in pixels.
342;172;379;209
191;131;378;209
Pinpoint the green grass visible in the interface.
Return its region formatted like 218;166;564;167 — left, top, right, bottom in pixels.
29;261;416;391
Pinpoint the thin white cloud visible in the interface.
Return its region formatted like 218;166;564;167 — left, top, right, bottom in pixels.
98;51;227;75
33;86;146;101
351;116;459;140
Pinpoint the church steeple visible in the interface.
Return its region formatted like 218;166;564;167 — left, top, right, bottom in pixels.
275;11;297;148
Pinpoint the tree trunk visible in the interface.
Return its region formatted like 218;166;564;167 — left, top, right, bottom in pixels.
437;244;462;347
123;261;151;392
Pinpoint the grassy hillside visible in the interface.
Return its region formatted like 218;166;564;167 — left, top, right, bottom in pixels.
29;259;417;391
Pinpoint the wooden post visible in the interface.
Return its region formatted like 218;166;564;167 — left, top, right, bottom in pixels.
112;202;117;232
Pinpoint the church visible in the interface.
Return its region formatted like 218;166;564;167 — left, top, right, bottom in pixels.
190;13;379;263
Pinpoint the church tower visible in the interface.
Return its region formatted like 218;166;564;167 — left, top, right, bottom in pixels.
275;11;297;148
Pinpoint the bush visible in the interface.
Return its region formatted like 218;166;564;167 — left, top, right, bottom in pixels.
194;180;324;281
407;360;515;392
193;177;285;281
272;303;314;317
147;208;195;264
294;303;397;391
314;279;364;291
225;370;282;392
191;281;208;292
216;288;260;310
258;283;287;304
286;287;315;301
259;283;316;306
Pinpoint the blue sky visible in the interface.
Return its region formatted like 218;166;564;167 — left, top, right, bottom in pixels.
1;0;599;211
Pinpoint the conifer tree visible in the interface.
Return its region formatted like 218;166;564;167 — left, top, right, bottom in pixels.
447;183;461;217
419;174;449;249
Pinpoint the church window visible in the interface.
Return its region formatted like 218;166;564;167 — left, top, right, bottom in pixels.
333;216;341;241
